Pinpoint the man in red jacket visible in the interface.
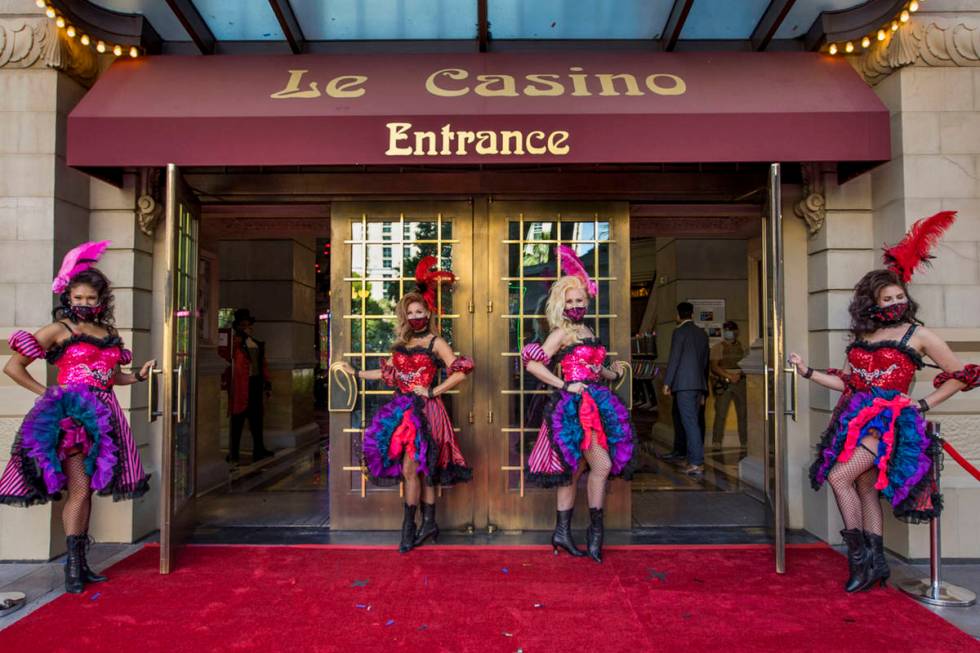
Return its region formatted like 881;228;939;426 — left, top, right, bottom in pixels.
222;308;273;464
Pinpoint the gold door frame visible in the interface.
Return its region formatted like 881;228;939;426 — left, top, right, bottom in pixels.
160;164;200;574
486;201;631;531
328;201;477;530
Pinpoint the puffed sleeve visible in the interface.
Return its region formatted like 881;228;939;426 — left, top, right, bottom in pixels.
826;368;854;388
380;358;397;388
933;364;980;391
8;330;45;360
119;348;134;365
520;342;551;368
448;355;475;376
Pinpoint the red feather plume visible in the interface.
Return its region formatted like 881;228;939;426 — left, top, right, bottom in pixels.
882;211;957;283
414;255;456;313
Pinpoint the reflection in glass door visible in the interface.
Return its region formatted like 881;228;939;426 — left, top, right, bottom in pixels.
486;202;631;531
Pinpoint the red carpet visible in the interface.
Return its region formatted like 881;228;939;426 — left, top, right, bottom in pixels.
1;544;977;653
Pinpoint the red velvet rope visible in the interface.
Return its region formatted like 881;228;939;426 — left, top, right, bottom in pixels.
942;441;980;483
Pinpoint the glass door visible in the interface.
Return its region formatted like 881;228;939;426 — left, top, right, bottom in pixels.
328;202;477;530
485;202;631;531
159;164;200;574
762;163;794;573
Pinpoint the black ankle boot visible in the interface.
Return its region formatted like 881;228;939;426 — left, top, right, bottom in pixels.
856;532;890;591
551;509;585;557
79;534;108;584
840;528;869;593
586;508;605;563
399;504;418;554
413;502;439;548
64;535;85;594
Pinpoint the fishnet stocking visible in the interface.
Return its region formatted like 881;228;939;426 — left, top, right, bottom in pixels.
827;442;880;532
555;441;613;510
62;453;92;536
402;453;420;506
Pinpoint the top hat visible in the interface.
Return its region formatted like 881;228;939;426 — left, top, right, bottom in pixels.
233;308;256;326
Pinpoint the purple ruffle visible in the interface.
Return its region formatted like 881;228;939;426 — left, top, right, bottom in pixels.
548;385;635;473
19;384;116;494
597;386;635;475
362;394;432;480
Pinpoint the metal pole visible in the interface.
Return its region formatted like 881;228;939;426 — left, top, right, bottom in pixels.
898;422;976;607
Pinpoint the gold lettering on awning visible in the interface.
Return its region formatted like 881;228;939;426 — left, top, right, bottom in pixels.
385;122;570;157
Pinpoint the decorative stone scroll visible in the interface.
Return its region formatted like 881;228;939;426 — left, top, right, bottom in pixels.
0;18;99;85
860;18;980;85
794;162;826;237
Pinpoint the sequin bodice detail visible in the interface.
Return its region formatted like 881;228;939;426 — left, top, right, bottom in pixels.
389;347;439;394
49;336;123;390
559;340;607;383
846;341;922;393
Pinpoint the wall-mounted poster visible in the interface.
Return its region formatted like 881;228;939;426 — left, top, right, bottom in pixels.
687;298;726;344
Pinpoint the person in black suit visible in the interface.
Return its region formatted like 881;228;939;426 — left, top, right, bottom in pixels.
662;302;710;477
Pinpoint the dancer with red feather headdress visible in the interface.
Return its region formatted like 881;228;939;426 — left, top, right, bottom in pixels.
337;255;474;553
0;242;155;593
788;211;979;593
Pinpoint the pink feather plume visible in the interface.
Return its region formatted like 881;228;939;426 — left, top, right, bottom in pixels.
557;244;597;297
51;240;111;294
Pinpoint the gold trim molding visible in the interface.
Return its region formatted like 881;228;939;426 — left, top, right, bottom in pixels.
860;18;980;85
0;17;98;86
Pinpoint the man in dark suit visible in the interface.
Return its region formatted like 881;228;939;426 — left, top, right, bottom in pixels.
663;302;710;477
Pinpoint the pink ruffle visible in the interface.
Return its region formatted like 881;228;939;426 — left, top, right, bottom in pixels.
839;394;912;491
521;343;550;367
448;355;474;376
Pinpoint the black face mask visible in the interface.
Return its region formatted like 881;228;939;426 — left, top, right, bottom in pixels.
867;301;910;326
67;304;103;323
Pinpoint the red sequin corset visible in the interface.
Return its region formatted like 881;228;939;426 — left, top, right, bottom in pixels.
558;339;607;383
845;340;923;393
48;335;124;390
387;346;439;394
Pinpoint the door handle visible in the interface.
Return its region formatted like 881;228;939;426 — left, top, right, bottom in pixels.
784;366;798;422
175;364;184;424
146;367;162;423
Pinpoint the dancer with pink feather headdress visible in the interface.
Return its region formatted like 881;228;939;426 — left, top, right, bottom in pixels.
0;241;154;594
521;245;636;563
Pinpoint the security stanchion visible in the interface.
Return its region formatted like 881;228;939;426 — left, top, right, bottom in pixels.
898;422;977;608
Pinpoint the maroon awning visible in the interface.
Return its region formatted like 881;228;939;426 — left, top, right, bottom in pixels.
67;51;889;168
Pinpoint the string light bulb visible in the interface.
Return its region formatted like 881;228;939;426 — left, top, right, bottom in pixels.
891;20;899;31
129;46;139;58
80;34;90;45
112;44;122;56
900;10;910;22
845;41;855;53
66;25;76;38
35;0;45;8
96;40;106;53
828;43;838;55
45;6;55;18
877;29;886;41
909;1;919;11
55;16;65;28
862;36;871;48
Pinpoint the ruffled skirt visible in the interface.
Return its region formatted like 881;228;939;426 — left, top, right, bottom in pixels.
809;387;940;522
0;384;150;506
526;384;636;488
361;393;472;487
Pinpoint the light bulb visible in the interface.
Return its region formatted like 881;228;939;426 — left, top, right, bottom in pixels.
891;21;899;31
900;10;910;22
66;25;76;38
910;1;919;11
862;36;871;48
828;43;838;55
45;6;55;18
80;34;90;45
129;47;139;58
96;40;106;53
112;44;122;56
877;29;886;41
55;16;65;28
845;41;855;53
35;1;46;8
